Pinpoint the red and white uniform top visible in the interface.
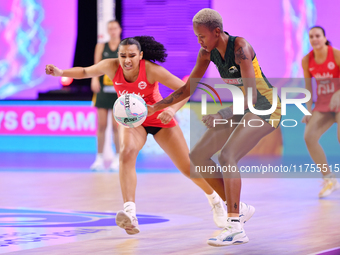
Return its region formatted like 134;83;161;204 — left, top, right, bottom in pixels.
308;45;340;112
112;59;177;127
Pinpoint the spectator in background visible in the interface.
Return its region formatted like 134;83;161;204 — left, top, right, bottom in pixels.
91;20;122;171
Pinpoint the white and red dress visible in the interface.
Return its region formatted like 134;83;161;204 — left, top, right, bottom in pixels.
308;45;340;112
112;59;177;128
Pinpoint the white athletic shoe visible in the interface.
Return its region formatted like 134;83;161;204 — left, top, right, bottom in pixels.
214;201;255;228
239;202;255;227
319;175;340;198
109;154;119;172
208;197;228;228
207;218;249;246
115;210;140;235
90;157;105;171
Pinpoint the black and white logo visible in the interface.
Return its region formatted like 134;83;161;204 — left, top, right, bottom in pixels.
124;94;130;109
124;117;137;123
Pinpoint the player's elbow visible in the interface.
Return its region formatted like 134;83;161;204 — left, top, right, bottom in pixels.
185;85;192;97
82;68;88;79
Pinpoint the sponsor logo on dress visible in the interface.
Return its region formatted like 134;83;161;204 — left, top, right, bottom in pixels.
309;67;315;72
222;78;243;85
314;72;334;79
103;52;109;57
228;66;239;73
118;90;145;98
115;82;124;85
318;80;335;95
138;81;147;90
328;62;335;70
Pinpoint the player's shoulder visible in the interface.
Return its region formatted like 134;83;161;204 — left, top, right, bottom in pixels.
234;37;254;61
332;47;340;62
234;37;248;47
144;60;166;84
331;46;340;54
145;60;159;68
302;54;310;67
145;60;163;74
145;60;167;78
234;37;252;54
198;47;211;61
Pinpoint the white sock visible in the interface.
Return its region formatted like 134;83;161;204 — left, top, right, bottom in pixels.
205;190;220;205
96;153;103;160
124;201;136;216
324;173;336;179
228;217;241;229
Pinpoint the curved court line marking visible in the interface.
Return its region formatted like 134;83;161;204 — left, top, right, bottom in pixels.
308;247;340;255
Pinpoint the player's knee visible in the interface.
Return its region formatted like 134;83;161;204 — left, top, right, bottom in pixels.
97;122;107;133
179;164;191;178
218;150;236;166
304;130;316;145
189;149;202;165
120;146;138;164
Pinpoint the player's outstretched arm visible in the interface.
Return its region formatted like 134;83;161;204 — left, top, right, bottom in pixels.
148;48;210;115
146;61;189;113
45;59;117;80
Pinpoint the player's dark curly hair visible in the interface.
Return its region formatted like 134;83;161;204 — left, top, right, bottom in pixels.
119;36;167;63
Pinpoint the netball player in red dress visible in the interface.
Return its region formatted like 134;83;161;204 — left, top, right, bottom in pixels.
46;36;254;235
302;26;340;198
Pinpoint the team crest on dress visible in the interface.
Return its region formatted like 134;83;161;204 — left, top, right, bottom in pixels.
229;66;238;73
138;81;147;90
103;52;109;57
328;62;335;70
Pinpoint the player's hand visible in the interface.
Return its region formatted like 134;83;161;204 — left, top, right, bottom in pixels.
301;115;312;124
202;113;223;128
91;78;101;93
147;104;156;116
45;64;63;76
329;90;340;111
157;108;175;124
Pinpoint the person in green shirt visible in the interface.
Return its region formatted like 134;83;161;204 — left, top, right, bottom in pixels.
91;20;121;171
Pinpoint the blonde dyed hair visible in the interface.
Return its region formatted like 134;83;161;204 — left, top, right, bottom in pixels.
192;8;223;31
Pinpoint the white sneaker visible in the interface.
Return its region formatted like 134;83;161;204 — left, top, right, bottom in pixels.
319;175;340;198
109;154;119;172
115;210;140;235
207;218;249;247
90;157;105;171
239;202;255;227
212;201;255;228
208;197;228;228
